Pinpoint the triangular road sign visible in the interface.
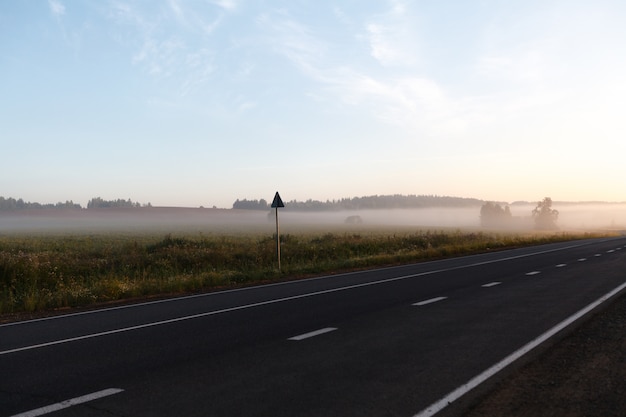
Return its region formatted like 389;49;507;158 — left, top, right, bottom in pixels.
271;192;285;208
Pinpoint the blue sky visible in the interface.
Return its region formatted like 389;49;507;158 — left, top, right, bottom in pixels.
2;0;625;208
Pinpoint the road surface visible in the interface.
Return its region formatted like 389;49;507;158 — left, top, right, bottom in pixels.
2;237;626;416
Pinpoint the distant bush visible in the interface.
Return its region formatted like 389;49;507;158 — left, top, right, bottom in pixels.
344;215;364;224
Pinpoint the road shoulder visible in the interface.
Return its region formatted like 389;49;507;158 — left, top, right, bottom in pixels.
457;290;626;416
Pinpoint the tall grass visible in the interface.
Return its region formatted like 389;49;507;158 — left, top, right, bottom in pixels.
0;230;610;315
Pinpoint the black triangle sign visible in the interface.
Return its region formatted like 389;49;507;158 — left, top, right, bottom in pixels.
271;192;285;208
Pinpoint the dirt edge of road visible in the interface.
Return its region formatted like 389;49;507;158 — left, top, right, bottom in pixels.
445;289;626;417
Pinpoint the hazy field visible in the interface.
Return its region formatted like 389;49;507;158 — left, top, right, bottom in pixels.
1;203;624;234
1;204;622;316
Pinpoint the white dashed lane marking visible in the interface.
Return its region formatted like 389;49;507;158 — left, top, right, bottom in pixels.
578;258;587;262
413;297;448;306
525;271;541;276
556;264;567;268
481;282;502;288
288;327;337;341
10;388;124;417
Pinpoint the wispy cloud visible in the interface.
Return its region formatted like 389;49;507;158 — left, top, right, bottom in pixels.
166;0;223;35
168;0;184;22
211;0;238;12
180;49;215;96
107;1;223;96
256;11;327;73
133;37;186;78
476;38;554;86
257;6;463;136
48;0;65;17
365;0;419;67
256;0;626;148
48;0;87;55
329;71;472;136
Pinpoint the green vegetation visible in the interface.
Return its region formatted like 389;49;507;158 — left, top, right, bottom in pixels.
0;229;610;315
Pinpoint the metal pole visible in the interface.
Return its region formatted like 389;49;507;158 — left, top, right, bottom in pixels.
275;206;281;272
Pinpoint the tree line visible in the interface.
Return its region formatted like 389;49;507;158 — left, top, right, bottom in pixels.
233;194;486;211
0;197;81;210
86;197;151;209
0;196;150;211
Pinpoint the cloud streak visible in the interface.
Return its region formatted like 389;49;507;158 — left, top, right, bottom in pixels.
365;0;419;67
107;1;226;98
48;0;65;17
256;5;466;137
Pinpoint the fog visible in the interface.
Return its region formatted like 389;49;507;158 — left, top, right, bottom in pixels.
1;204;625;234
278;204;626;231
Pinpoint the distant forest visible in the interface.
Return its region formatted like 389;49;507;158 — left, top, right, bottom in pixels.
86;197;151;209
0;197;81;210
235;196;626;211
233;195;488;211
0;196;150;211
1;195;623;212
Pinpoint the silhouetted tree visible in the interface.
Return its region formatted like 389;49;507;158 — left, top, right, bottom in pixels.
532;197;559;230
480;202;512;227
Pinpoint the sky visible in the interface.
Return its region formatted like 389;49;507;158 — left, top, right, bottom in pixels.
2;0;626;208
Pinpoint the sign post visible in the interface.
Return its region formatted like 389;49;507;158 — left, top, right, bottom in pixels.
271;192;285;272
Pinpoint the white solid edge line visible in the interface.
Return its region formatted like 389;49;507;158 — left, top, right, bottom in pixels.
412;280;626;417
1;239;604;328
413;297;448;306
288;327;338;341
10;388;124;417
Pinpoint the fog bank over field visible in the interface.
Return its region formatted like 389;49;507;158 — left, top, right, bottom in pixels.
544;204;626;230
279;204;626;230
1;204;624;234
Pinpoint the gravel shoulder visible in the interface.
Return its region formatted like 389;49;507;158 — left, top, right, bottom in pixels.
455;290;626;417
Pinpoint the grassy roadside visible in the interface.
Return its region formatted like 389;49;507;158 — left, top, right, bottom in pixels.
0;229;613;315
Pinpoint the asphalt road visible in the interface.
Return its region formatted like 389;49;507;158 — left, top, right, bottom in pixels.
2;237;626;417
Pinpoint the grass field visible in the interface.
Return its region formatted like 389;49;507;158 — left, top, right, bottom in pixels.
0;228;614;315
